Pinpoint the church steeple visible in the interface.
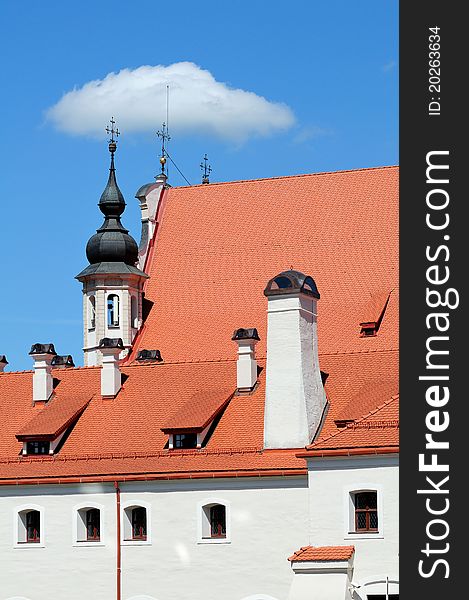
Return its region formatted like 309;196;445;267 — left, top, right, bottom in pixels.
76;119;148;366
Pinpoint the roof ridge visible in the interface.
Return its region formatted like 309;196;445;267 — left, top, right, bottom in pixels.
168;165;399;190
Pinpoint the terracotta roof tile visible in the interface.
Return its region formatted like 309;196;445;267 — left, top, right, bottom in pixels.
161;388;234;432
16;394;92;440
288;545;355;562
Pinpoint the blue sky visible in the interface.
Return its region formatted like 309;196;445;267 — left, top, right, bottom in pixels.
0;0;398;371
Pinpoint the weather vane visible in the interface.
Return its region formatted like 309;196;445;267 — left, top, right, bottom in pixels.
156;122;171;175
200;153;212;184
105;117;120;157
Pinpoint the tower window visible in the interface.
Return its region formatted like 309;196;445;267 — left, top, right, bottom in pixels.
354;491;378;532
131;295;138;329
107;294;120;327
89;295;96;330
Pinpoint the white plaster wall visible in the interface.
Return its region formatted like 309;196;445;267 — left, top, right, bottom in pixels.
306;456;399;589
0;477;307;600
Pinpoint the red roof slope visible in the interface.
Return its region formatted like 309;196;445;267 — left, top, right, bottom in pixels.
302;395;399;455
162;389;234;432
288;545;355;562
0;167;398;482
16;394;91;440
134;167;398;363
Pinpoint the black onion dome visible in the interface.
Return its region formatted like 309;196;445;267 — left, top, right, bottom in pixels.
83;150;139;267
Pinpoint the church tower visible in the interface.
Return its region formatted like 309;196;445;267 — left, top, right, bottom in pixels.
76;120;148;366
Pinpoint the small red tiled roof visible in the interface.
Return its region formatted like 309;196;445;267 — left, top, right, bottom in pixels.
335;379;397;423
161;389;234;432
304;395;399;454
16;394;92;441
359;290;391;326
288;545;355;562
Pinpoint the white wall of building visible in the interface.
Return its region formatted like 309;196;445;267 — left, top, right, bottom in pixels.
306;455;399;597
0;477;308;600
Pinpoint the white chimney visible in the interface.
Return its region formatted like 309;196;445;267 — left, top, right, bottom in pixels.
232;328;260;392
99;338;123;397
29;344;57;402
0;355;8;373
263;270;327;449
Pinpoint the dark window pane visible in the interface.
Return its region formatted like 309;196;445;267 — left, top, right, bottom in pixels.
210;505;226;538
356;511;367;530
26;441;50;455
86;509;100;541
26;511;40;542
132;507;147;539
370;511;379;529
174;433;197;449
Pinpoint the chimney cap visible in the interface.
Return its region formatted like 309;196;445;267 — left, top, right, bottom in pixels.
29;343;57;356
232;328;260;341
0;355;8;364
51;354;75;368
264;270;320;299
136;349;163;362
98;337;124;350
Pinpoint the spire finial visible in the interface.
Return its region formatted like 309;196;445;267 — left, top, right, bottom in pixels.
200;153;212;184
105;117;120;166
156;122;171;175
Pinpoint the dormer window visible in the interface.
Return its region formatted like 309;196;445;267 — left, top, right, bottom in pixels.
174;433;198;449
162;390;234;451
107;294;120;327
26;441;50;455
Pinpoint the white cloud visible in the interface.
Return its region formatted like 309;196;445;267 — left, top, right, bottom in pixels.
46;62;295;143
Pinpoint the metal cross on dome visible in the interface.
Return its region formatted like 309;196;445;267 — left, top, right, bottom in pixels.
105;117;120;144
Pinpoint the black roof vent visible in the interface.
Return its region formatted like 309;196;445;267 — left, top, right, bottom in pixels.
51;355;75;368
231;328;260;341
264;270;320;299
0;355;8;364
136;349;163;362
98;338;124;350
29;343;57;356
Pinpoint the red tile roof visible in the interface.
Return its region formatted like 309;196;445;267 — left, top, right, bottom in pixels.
16;394;92;440
161;389;234;433
301;395;399;456
0;166;398;482
288;545;355;562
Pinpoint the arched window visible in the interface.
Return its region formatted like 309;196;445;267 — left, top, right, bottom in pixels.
123;505;149;543
131;295;138;329
77;507;101;542
18;509;40;543
354;491;378;532
107;294;120;327
89;295;96;329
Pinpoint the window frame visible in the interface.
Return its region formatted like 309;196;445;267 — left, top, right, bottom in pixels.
72;502;106;547
107;294;120;328
121;500;151;546
197;498;231;544
343;484;384;540
14;504;45;548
